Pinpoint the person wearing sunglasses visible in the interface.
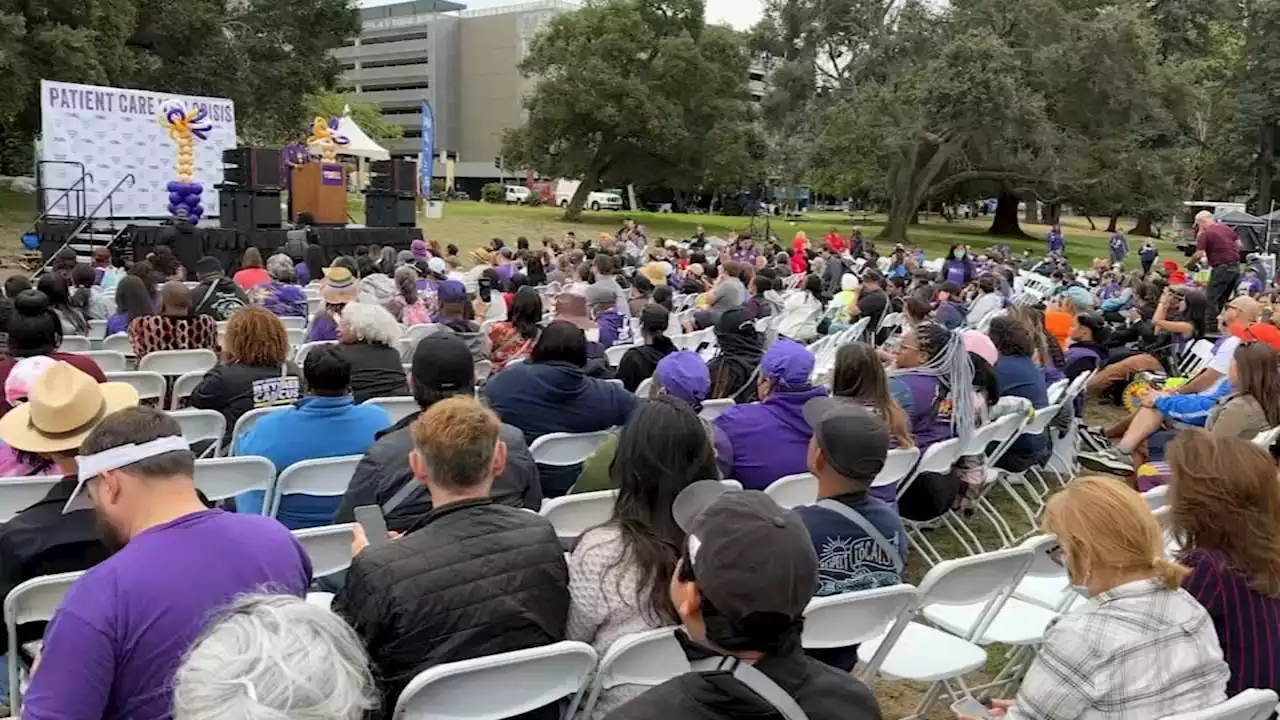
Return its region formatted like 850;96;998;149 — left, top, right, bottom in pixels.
957;476;1228;719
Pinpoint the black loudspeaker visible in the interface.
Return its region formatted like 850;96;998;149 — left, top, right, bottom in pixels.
369;159;417;196
365;191;416;228
217;186;282;230
222;148;283;189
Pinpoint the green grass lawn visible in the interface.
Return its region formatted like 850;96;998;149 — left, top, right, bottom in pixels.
3;187;1180;274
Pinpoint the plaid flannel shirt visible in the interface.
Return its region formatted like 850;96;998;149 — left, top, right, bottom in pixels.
1006;578;1229;720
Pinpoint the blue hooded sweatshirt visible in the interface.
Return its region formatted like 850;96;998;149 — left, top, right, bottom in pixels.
714;385;829;490
486;360;638;497
233;395;391;529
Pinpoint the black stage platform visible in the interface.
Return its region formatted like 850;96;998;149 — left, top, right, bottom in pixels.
37;221;423;274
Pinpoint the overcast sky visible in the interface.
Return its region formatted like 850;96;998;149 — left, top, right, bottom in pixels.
360;0;766;30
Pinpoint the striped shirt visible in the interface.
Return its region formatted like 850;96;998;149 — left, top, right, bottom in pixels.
1182;548;1280;696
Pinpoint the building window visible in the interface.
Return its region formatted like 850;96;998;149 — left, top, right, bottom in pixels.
360;57;430;70
359;80;431;92
361;30;430;45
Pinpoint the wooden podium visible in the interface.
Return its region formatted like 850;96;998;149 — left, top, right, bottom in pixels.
291;162;347;224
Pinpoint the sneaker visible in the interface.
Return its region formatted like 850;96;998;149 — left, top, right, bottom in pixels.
1079;446;1135;476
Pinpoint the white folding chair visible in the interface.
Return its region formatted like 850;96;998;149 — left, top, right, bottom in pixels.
307;296;323;317
1158;689;1279;720
579;628;688;719
872;447;922;490
539;489;618;544
362;396;421;426
57;335;90;353
1177;339;1216;379
529;431;613;467
291;523;357;579
169;370;208;410
896;437;964;565
1012;533;1076;613
286;327;307;347
279;316;307;330
1046;379;1069;403
634;377;654;398
803;584;919;685
605;344;636;367
923;539;1060;647
392;641;598;720
764;472;817;509
75;350;127;373
267;455;361;518
474;359;493;383
101;332;134;356
5;571;84;715
698;398;734;421
1143;484;1169;512
229;405;292;452
87;319;107;341
194;455;277;504
138;349;217;377
0;476;61;523
857;547;1035;717
294;340;337;369
170;409;226;459
105;371;166;405
216;321;229;342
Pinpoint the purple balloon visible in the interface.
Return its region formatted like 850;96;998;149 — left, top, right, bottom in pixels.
169;192;183;205
190;206;204;219
189;184;203;196
166;181;181;192
168;203;180;214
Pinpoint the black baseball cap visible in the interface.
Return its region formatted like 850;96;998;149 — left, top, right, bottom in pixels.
1075;312;1112;344
673;482;819;631
411;333;474;392
802;398;890;482
639;304;670;333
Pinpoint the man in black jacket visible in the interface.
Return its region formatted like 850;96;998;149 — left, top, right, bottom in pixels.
334;334;540;531
190;256;249;321
607;482;882;720
335;395;567;717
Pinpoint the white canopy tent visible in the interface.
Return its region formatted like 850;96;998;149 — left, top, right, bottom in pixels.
308;108;389;161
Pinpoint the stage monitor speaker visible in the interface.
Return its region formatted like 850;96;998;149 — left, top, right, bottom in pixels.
217;186;283;230
369;159;417;196
222;148;283;189
364;191;415;228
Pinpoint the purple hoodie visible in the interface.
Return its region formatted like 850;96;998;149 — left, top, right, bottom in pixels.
595;310;633;347
306;312;339;342
714;385;829;490
890;374;954;451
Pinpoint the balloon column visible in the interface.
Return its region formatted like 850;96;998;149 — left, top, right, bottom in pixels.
157;100;213;220
307;116;349;162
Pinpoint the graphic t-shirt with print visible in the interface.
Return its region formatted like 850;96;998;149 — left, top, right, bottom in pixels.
795;491;907;596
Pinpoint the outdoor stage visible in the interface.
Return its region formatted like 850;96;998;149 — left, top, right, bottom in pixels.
35;220;422;273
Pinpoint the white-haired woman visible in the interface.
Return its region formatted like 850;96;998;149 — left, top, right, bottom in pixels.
337;302;408;404
173;594;378;720
250;254;308;318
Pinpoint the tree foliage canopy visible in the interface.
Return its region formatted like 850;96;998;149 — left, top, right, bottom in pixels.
502;0;766;220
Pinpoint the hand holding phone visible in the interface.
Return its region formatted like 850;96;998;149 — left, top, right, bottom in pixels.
353;505;391;552
951;696;992;719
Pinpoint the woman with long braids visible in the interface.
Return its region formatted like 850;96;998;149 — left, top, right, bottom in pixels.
889;321;976;520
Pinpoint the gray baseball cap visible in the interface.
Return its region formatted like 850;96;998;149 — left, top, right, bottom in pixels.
802;398;890;482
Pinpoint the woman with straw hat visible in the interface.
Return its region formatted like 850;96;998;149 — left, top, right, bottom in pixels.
306;266;358;343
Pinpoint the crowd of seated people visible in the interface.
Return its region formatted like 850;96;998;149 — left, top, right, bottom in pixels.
1;216;1280;720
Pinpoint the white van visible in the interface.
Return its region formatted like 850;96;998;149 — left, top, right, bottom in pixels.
553;180;624;211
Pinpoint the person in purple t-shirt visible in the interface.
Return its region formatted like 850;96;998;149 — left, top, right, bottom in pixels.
20;407;311;720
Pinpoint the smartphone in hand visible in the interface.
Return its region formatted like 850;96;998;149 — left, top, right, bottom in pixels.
950;696;992;719
353;505;391;549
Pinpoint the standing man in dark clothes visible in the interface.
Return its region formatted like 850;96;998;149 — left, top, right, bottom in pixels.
1191;210;1241;317
607;481;882;720
155;209;202;279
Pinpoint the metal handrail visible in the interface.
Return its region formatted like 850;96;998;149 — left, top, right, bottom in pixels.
31;172;93;228
34;173;136;278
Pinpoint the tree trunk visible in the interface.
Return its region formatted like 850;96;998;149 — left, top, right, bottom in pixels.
1131;214;1156;237
1106;213;1120;233
1084;214;1096;231
881;210;910;244
1024;200;1039;225
1039;202;1060;226
672;188;687;213
562;160;605;222
988;193;1026;236
910;210;920;225
1259;123;1276;216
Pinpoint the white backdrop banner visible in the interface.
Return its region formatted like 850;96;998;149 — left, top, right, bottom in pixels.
40;80;238;219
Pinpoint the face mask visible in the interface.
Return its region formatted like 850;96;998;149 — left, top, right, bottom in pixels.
953;251;963;260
